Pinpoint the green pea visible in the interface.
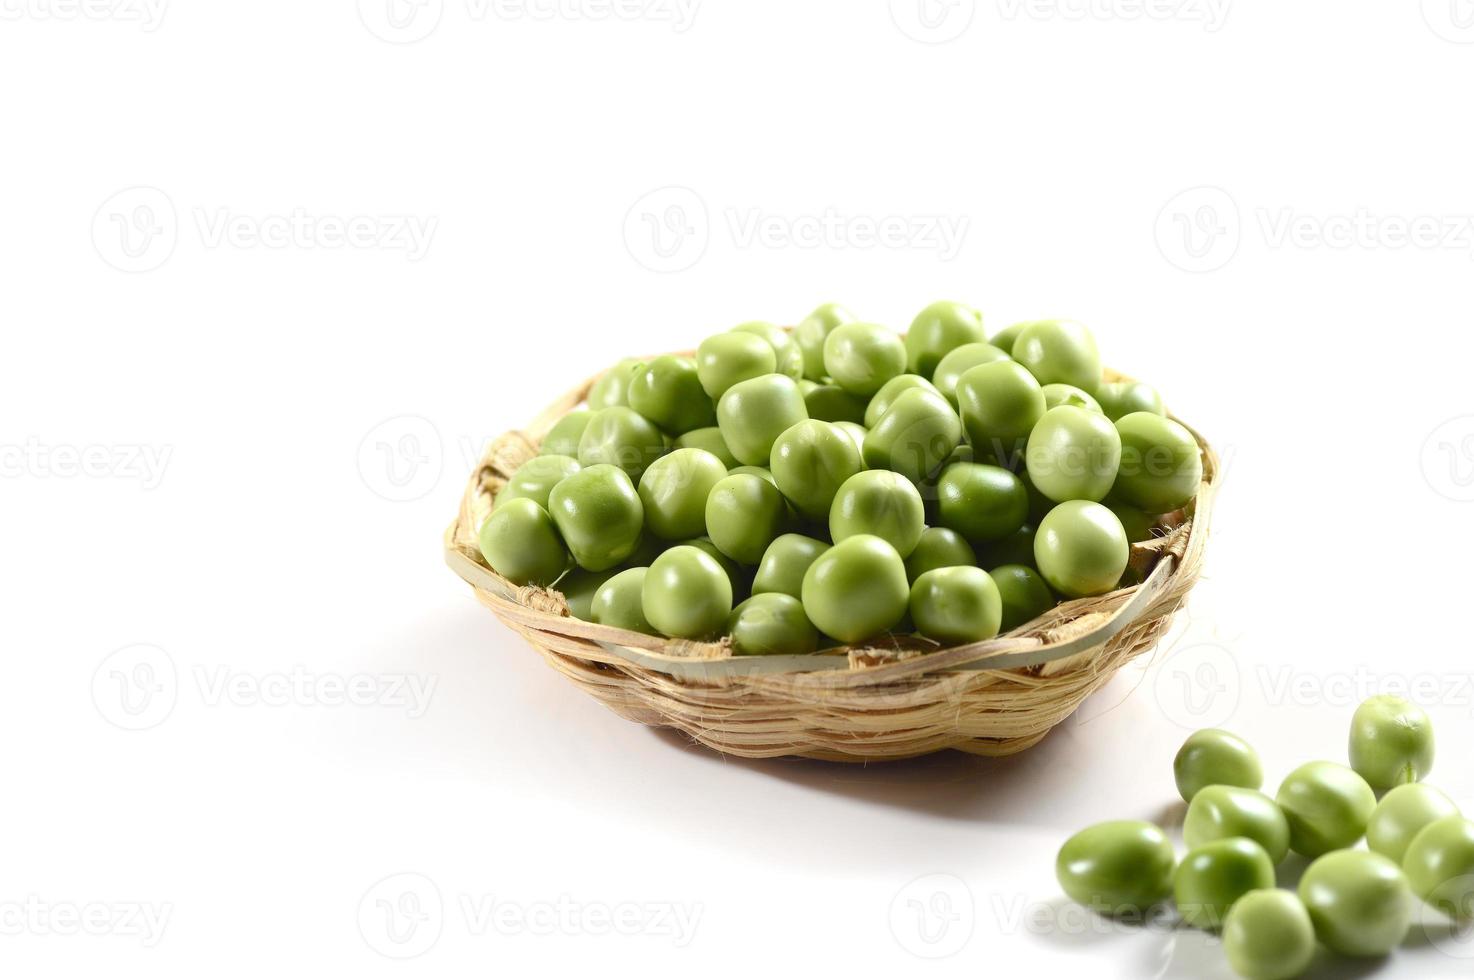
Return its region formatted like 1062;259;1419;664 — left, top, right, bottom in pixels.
936;462;1028;544
862;387;962;487
540;410;592;457
1367;784;1460;864
955;360;1046;461
833;421;867;455
1026;405;1122;504
695;331;777;400
732;320;803;379
1055;820;1175;914
829;470;925;558
546;463;645;572
988;320;1028;355
909;566;1001;645
988;565;1054;631
930;342;1010;406
586;357;642;409
729;464;776;484
477;497;570;586
716;373;809;466
802;383;868;424
1222;890;1316;980
753;533;830;598
1106;496;1157;544
1012;320;1101;392
1348;694;1435;794
1403;815;1474;920
1297;850;1412;957
495;454;582;512
705;473;788;565
577;406;667;481
1041;383;1102;412
770;419;863;522
1097;380;1165;421
626;355;715;435
555;567;617;620
800;534;909;643
980;524;1037;568
589;567;655;634
794;302;855;379
641;545;733;639
678;537;752;603
1034;500;1128;597
637;448;727;540
904;300;986;377
1174;729;1264;802
672;426;738;468
865;374;939;428
728;593;818;656
1112;412;1202;513
1275;762;1377;858
1184;786;1291;865
823;322;907;396
1175;837;1276;931
905;527;976;582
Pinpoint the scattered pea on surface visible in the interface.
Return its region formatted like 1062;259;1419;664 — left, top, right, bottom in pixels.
1184;785;1291;865
641;545;734;640
1275;761;1377;858
1174;728;1264;803
1348;694;1435;793
1055;820;1176;914
1221;890;1316;980
1174;837;1276;931
1402;815;1474;920
1297;850;1412;957
1366;783;1460;863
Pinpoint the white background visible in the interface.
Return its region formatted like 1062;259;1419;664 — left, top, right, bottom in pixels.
4;1;1474;976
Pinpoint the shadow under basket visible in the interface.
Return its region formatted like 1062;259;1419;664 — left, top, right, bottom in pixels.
445;367;1218;763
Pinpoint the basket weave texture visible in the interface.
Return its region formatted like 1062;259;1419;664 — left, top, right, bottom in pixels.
446;363;1218;762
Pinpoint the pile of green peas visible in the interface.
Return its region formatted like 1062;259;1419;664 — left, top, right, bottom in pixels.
1056;695;1474;979
477;301;1204;654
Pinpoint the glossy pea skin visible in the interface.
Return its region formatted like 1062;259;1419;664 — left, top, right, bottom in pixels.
1184;786;1291;866
865;374;940;428
586;357;643;409
1297;850;1412;957
729;464;776;485
833;421;867;455
556;567;617;620
696;331;777;401
626;355;716;434
1096;380;1165;421
672;426;738;468
905;527;976;582
909;566;1002;644
641;545;733;639
1222;890;1316;980
862;387;962;487
637;448;727;540
930;342;1010;407
1034;500;1128;598
829;470;926;559
1174;728;1264;802
1012;320;1101;392
546;463;645;572
1055;820;1176;914
1112;412;1202;513
477;497;570;586
1403;815;1474;920
495;454;582;512
955;360;1046;460
803;383;869;425
1106;496;1157;544
678;537;752;603
1275;762;1377;858
794;302;855;379
589;567;655;634
770;419;863;522
752;533;830;598
732;320;804;379
716;373;809;466
1368;784;1460;864
728;593;818;656
704;473;788;566
981;524;1037;568
1174;837;1276;931
1041;383;1102;413
800;534;909;643
1026;405;1122;504
904;301;987;377
823;322;907;396
935;462;1029;544
540;410;593;458
1348;694;1435;793
988;565;1055;631
577;406;667;481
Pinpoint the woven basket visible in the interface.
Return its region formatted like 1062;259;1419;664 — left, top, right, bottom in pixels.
445;360;1218;763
